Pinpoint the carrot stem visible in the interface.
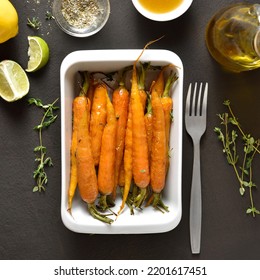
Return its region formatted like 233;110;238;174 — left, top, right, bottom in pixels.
151;193;169;213
97;194;115;212
133;188;147;209
88;203;114;224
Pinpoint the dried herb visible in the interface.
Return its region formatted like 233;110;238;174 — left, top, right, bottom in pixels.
28;98;59;192
61;0;102;29
45;11;55;20
27;17;41;30
214;100;260;217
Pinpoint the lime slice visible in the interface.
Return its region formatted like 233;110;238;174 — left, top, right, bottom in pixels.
0;60;30;102
26;36;50;72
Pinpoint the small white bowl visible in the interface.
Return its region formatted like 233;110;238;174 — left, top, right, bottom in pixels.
60;49;183;234
132;0;193;21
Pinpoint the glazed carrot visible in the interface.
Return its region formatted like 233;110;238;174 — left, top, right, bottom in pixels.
89;82;108;166
130;38;163;207
144;94;153;158
77;100;97;204
118;101;133;215
112;76;129;197
67;74;89;213
77;102;113;224
143;66;166;171
152;66;165;96
147;85;169;212
161;72;178;173
150;86;166;194
97;94;117;211
138;62;150;110
118;161;125;187
131;52;151;208
86;73;95;109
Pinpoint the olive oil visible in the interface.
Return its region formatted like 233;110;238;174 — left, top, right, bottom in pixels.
205;4;260;72
138;0;183;14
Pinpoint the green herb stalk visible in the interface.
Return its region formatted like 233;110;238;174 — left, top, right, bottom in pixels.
28;98;59;192
214;100;260;217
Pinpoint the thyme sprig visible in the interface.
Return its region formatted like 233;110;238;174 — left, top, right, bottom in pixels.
28;98;59;192
27;17;41;30
214;100;260;217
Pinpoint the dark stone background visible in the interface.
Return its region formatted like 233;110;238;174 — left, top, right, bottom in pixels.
0;0;259;259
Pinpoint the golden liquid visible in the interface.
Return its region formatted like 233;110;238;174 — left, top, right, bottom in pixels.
138;0;183;14
205;4;260;72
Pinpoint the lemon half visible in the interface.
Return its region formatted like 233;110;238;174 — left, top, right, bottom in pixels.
0;60;30;102
26;36;50;72
0;0;19;43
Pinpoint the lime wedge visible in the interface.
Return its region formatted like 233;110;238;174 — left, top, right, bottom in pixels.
0;60;30;102
26;36;50;72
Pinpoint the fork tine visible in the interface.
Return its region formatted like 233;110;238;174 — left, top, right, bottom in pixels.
196;83;203;116
186;83;192;116
191;83;197;116
201;83;208;116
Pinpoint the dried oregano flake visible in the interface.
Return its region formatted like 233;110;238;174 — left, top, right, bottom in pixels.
61;0;103;29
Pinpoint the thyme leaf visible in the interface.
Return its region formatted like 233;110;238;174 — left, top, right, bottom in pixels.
27;17;41;30
29;97;59;192
215;100;260;217
45;11;55;20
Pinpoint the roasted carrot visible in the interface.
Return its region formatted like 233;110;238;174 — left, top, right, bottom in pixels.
77;101;113;224
112;75;129;198
97;94;117;211
161;72;178;173
89;82;108;166
118;101;133;215
148;83;168;212
118;160;125;187
67;73;89;213
138;62;150;110
150;86;166;193
86;73;95;110
144;94;153;158
152;66;165;96
131;51;151;208
129;38;163;208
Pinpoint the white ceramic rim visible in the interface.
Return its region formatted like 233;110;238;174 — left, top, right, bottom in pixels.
132;0;193;21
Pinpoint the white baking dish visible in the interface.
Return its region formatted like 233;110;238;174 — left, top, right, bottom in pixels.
60;49;183;234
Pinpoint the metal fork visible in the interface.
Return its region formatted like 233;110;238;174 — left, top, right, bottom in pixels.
185;82;208;254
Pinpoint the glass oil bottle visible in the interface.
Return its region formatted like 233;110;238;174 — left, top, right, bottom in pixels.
205;3;260;72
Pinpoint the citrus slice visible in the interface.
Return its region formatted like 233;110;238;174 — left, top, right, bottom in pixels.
0;60;30;102
26;36;50;72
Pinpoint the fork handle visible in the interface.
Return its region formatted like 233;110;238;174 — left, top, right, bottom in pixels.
190;140;202;254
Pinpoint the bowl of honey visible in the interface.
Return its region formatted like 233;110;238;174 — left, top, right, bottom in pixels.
132;0;193;21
